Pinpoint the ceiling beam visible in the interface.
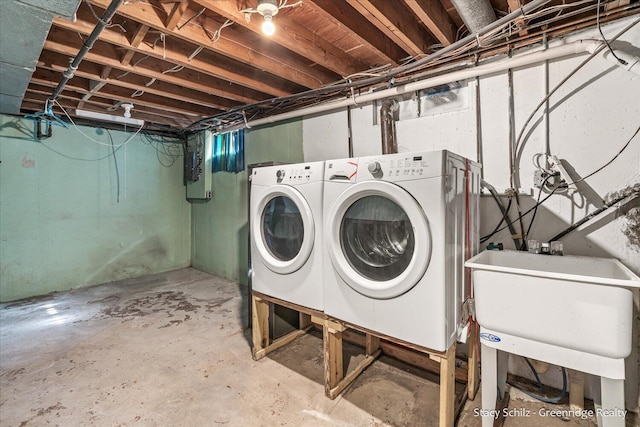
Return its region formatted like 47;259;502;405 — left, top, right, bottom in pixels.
346;0;437;56
166;0;190;31
307;0;408;66
42;34;266;106
403;0;456;46
25;82;196;125
31;68;216;118
23;94;192;128
190;0;370;77
38;50;240;111
507;0;529;36
49;21;295;99
121;24;150;65
86;0;336;88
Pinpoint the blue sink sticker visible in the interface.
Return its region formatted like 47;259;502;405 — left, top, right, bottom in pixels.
480;333;501;343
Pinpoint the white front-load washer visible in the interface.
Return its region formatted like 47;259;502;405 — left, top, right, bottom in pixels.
250;161;324;311
323;150;480;351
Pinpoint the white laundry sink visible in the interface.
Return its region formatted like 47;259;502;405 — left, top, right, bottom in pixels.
465;250;640;359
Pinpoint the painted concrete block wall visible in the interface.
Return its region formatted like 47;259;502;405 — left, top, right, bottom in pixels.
0;115;191;302
302;18;640;408
191;119;303;285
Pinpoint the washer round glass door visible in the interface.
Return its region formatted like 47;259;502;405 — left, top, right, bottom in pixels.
326;181;431;299
253;185;315;274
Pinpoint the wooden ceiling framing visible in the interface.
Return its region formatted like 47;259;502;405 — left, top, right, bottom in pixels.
20;0;639;133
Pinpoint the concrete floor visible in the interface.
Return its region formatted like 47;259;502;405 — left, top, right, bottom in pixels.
0;268;623;426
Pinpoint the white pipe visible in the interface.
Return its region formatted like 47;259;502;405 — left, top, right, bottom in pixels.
585;43;640;75
241;40;604;130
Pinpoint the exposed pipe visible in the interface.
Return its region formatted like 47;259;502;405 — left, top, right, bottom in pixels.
380;99;399;154
450;0;497;33
482;179;522;249
548;191;639;242
586;42;640;74
347;106;354;157
48;0;124;104
236;39;605;131
195;0;550;132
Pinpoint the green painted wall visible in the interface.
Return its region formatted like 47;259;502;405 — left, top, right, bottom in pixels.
191;119;304;285
0;115;191;302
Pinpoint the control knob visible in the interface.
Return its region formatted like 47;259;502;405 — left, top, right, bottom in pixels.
368;161;382;175
276;169;285;179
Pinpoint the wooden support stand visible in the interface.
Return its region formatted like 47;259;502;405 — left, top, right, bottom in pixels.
251;292;320;361
323;318;382;399
252;291;473;426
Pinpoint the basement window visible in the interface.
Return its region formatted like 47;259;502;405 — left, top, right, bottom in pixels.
212;129;245;173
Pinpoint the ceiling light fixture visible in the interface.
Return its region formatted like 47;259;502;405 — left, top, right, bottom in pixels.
122;103;134;118
75;109;145;126
257;0;278;36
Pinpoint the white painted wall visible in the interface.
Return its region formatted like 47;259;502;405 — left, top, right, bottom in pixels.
302;17;640;409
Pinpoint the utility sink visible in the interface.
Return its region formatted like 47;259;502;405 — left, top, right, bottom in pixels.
465;250;640;359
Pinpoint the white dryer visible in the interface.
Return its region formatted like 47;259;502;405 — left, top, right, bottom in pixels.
250;161;324;311
323;150;480;351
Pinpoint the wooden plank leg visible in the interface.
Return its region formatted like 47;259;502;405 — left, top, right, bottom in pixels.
252;295;270;360
468;322;480;400
299;312;312;330
324;320;345;396
366;333;380;356
327;348;381;399
439;342;456;427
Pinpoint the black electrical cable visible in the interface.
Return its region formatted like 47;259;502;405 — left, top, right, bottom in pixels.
484;182;522;248
509;361;567;404
548;190;639;242
481;198;513;243
525;174;556;238
491;120;637;240
108;131;121;203
141;132;183;167
567;124;640;186
489;188;560;237
597;0;627;65
185;0;552;134
513;18;639;181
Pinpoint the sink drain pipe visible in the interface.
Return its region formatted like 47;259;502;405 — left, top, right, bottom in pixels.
380;99;399;154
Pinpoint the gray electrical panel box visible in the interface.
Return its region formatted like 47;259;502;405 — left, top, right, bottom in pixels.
185;130;213;201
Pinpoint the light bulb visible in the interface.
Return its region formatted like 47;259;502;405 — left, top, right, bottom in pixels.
122;103;133;118
262;13;275;36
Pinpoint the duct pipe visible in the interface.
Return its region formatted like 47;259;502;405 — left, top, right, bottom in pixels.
235;39;606;131
49;0;124;103
451;0;497;33
380;99;399;154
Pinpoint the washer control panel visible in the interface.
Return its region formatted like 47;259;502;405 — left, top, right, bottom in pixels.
363;155;430;180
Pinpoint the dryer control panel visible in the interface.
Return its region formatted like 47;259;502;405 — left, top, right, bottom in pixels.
359;151;446;182
252;161;325;186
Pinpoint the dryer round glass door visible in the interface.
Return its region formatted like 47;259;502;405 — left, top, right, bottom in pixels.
326;181;431;299
253;185;315;274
